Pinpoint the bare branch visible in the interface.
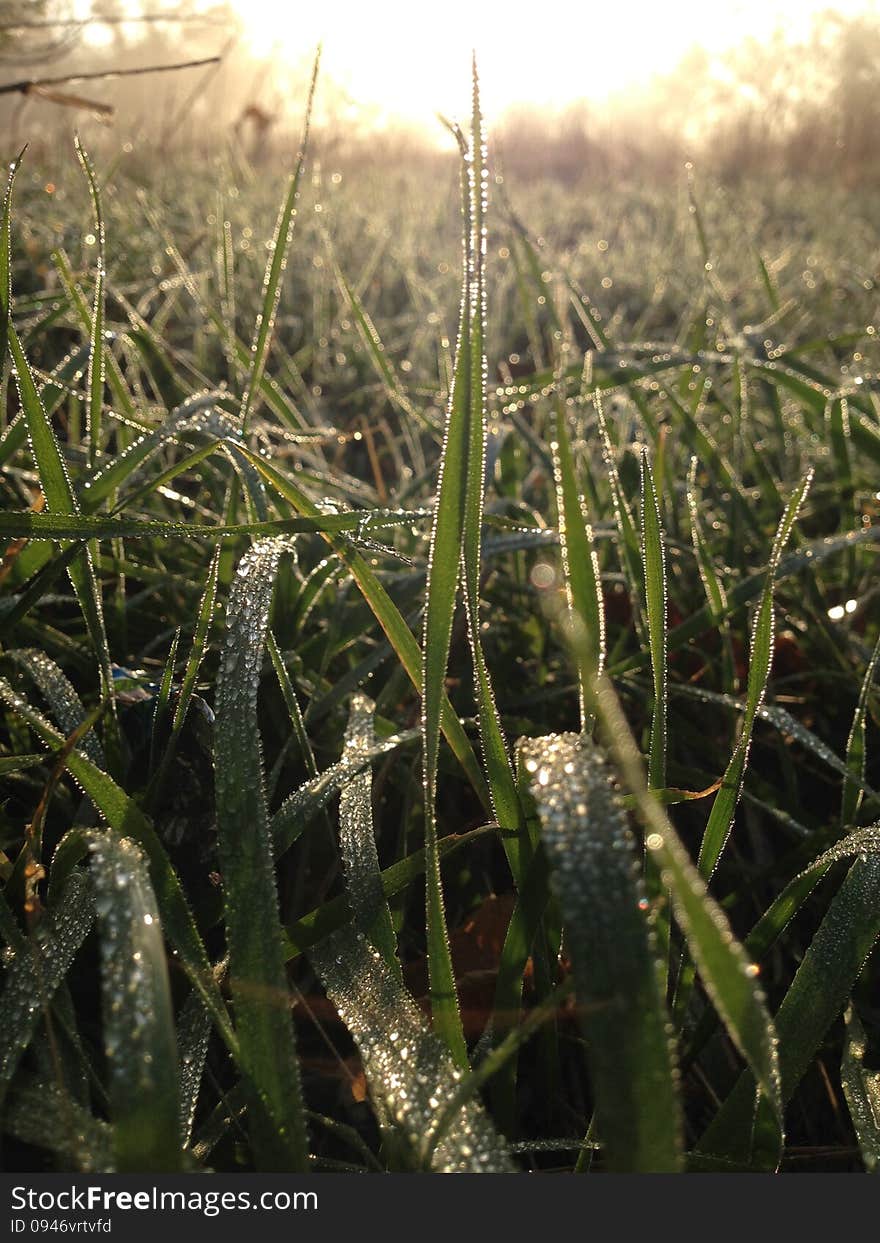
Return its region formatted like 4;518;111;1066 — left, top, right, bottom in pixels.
25;84;114;118
0;56;222;98
0;15;230;32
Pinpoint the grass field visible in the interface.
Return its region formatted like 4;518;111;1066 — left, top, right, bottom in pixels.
1;65;879;1173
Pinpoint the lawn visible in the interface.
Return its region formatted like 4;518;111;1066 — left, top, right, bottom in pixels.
1;65;879;1173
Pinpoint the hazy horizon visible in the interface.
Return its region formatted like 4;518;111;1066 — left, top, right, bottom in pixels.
50;0;880;133
219;0;879;128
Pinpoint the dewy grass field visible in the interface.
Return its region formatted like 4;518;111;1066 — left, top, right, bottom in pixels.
1;58;879;1174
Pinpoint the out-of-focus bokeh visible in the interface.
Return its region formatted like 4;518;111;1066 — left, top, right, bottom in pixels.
3;0;880;185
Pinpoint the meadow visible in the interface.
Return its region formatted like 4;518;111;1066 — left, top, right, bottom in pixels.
1;66;879;1173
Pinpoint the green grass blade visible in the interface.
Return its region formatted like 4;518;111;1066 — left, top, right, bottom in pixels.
697;470;813;880
582;672;782;1131
214;537;308;1170
0;509;417;542
0;679;234;1052
698;853;880;1166
177;989;212;1148
0;145;22;363
686;456;735;688
270;724;420;858
7;647;105;768
311;925;515;1171
841;1005;880;1173
235;443;491;812
51;248;138;424
73;138;106;470
519;731;682;1171
171;544;221;734
594;393;645;632
0;754;45;776
336;693;401;977
0;869;94;1103
419;66;503;1066
2;156;117;755
842;633;880;829
640;449;667;791
239;52;319;433
3;1074;112;1173
459;65;522;849
551;393;605;729
86;830;180;1171
3;241;77;511
638;448;671;980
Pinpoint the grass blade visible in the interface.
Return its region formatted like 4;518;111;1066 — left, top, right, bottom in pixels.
686;456;735;689
841;1005;880;1173
697;470;813;880
235;443;491;812
0;508;424;542
3;1074;112;1172
459;65;522;850
1;155;117;758
640;449;667;791
698;853;880;1166
7;647;104;768
551;392;604;729
311;926;515;1171
595;392;644;631
214;537;308;1169
239;52;319;433
336;693;401;977
578;672;782;1134
519;731;682;1171
0;679;234;1052
73;137;106;470
172;543;221;734
270;723;419;858
842;632;880;829
419;64;502;1065
0;869;94;1103
177;989;212;1149
86;830;180;1171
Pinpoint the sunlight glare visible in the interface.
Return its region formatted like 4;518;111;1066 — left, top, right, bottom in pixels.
225;0;878;127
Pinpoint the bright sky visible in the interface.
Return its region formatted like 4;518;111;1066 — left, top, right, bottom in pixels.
223;0;879;125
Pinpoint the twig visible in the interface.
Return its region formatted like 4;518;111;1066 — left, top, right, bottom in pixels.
0;56;221;98
1;16;230;32
22;85;114;118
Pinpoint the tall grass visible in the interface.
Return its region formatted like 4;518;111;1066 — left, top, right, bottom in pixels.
0;61;878;1173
